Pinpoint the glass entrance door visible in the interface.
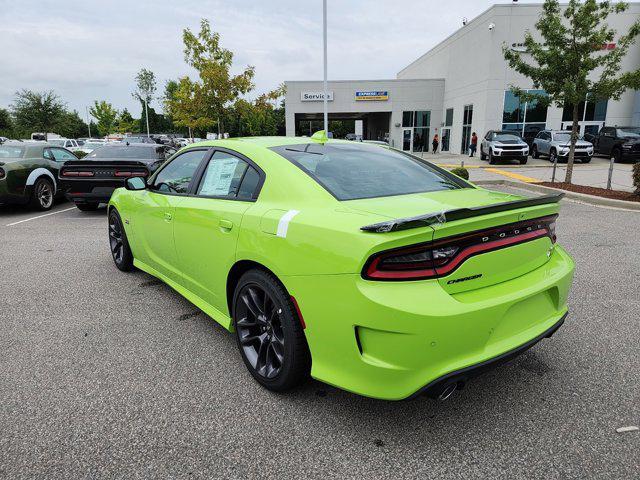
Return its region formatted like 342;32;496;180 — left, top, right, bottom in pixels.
441;128;450;152
402;128;412;151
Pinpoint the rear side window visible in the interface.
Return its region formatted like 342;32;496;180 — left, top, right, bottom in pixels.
151;149;207;194
271;143;466;201
196;151;261;199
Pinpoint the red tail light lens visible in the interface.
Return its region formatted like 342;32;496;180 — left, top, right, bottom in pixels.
115;170;148;177
62;170;94;177
363;215;557;281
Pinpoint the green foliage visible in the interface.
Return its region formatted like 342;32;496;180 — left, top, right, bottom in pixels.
12;90;65;137
56;110;89;138
90;100;118;137
74;150;88;159
450;167;470;180
632;163;640;195
132;68;157;104
0;107;12;136
115;108;138;134
166;19;255;134
503;0;640;184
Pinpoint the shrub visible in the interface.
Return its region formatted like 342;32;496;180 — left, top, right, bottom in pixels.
633;162;640;195
74;150;88;159
450;167;469;180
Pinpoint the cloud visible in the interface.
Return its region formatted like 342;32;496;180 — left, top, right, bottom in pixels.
0;0;510;116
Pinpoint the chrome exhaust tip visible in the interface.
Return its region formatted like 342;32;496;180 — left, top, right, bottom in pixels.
438;382;458;401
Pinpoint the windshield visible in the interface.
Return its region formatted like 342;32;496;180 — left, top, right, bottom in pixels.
617;127;640;138
87;145;165;159
0;146;25;158
271;143;466;201
48;139;66;146
494;134;521;142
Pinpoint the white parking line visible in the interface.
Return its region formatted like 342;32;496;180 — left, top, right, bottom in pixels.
5;207;77;227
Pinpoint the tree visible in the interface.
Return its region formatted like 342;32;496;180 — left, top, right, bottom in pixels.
132;68;157;136
56;110;88;138
90;101;118;137
181;19;255;134
503;0;640;183
165;76;214;138
0;108;13;137
115;108;137;134
11;90;65;139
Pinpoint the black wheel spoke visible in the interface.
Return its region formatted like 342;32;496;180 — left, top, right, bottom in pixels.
235;282;286;379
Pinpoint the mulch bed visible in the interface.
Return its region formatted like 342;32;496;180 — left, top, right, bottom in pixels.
539;182;640;203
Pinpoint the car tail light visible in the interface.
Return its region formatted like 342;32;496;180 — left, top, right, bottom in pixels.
115;170;147;177
363;215;557;281
62;170;94;177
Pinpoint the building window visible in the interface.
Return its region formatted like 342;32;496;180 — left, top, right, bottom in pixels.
461;104;473;154
402;111;413;128
502;89;549;145
445;108;453;127
562;97;608;122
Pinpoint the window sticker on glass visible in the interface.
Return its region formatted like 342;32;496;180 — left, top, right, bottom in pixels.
199;157;241;196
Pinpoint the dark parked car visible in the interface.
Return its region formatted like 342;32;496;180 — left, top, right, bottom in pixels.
59;143;176;211
593;126;640;163
0;142;76;210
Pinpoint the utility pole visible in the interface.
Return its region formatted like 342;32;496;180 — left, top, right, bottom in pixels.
322;0;328;135
144;98;150;137
86;106;91;138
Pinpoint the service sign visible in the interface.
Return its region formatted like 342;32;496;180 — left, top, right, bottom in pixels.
301;91;334;102
355;91;389;101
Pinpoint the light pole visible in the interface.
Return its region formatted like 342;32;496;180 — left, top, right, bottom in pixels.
322;0;328;135
86;106;91;138
144;98;150;137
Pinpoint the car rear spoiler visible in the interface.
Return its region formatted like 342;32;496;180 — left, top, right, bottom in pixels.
360;193;564;233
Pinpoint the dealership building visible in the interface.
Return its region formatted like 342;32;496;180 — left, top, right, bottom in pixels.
285;2;640;154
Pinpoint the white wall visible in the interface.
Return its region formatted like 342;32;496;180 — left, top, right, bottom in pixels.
399;2;640;152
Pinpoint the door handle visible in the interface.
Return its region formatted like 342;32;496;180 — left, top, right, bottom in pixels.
219;219;233;231
164;212;173;222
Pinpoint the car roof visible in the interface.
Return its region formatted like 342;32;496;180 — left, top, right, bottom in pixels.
184;136;356;150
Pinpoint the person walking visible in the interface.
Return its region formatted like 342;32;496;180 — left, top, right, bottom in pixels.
432;133;439;154
469;132;478;157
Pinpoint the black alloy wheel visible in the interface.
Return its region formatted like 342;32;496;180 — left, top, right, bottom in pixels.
532;145;539;159
233;270;310;391
30;178;54;211
108;209;134;271
236;284;286;379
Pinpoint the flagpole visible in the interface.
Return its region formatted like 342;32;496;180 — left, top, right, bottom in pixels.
322;0;328;135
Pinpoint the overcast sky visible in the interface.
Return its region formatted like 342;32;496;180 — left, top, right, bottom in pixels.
0;0;515;117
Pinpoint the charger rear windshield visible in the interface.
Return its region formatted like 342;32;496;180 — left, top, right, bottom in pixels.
271;143;466;200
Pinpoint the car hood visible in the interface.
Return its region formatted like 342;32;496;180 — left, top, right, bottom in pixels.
345;187;524;220
494;140;526;146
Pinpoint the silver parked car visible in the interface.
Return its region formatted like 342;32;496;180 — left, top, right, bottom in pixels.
480;131;529;164
532;130;593;163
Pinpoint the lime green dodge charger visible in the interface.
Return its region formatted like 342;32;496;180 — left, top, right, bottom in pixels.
107;134;574;401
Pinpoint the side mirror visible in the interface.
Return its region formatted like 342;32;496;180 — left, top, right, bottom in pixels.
125;176;146;191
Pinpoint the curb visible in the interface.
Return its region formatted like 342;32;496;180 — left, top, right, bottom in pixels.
476;179;640;211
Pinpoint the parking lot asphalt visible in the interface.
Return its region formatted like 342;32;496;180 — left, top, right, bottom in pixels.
1;193;638;479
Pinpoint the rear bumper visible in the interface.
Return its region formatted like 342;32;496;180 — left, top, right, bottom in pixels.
413;312;566;399
283;244;574;400
61;180;122;204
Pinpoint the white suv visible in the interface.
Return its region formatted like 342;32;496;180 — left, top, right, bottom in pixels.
480;131;529;165
532;130;593;163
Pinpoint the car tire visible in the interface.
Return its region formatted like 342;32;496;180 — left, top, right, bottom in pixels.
519;157;527;165
582;156;592;164
233;269;311;392
480;146;487;160
76;202;99;211
532;145;539;159
488;149;497;165
549;149;558;164
29;177;54;211
612;148;622;163
108;208;134;272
